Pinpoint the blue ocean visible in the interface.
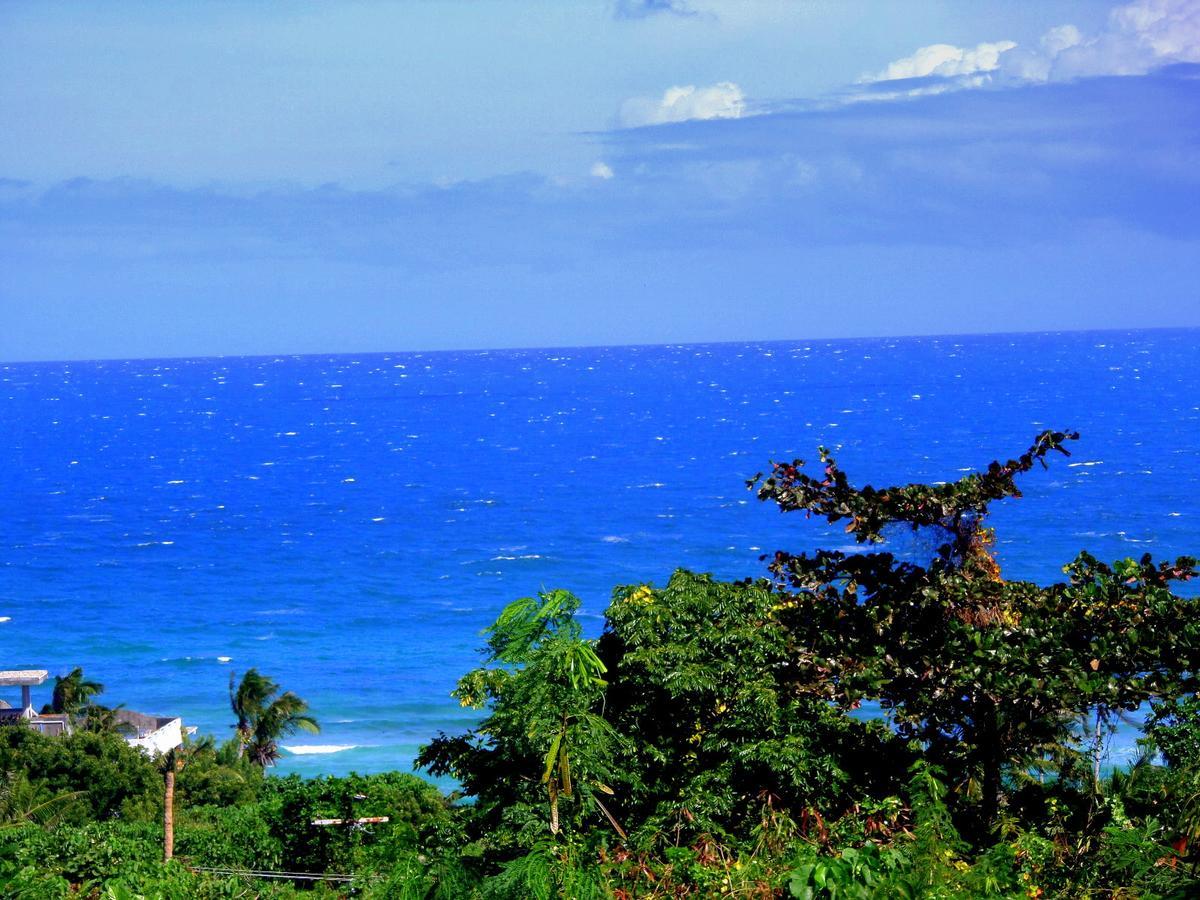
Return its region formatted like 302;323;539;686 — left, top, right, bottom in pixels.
2;330;1198;776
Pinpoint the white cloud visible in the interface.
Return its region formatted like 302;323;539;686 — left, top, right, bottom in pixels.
1112;0;1200;58
1040;0;1200;79
867;40;1017;82
590;161;615;179
863;0;1199;95
619;82;745;127
1043;24;1084;56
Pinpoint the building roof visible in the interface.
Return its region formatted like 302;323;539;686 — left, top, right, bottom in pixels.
113;709;179;737
0;670;48;687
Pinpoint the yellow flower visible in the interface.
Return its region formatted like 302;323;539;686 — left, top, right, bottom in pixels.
626;585;655;605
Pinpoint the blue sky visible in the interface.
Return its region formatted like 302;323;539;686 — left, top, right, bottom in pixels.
1;0;1198;361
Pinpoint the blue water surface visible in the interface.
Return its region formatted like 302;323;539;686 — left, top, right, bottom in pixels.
2;330;1198;775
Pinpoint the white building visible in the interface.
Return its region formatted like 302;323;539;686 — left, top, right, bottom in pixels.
0;669;71;736
0;668;193;753
114;710;194;755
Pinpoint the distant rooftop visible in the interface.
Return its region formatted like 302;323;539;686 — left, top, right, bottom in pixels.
0;670;48;687
113;709;179;737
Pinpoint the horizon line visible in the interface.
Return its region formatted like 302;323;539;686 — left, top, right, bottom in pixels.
3;323;1196;367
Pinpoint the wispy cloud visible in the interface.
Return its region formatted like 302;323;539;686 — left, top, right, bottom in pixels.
612;0;697;20
3;63;1195;276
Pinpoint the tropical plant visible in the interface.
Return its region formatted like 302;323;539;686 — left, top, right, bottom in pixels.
80;703;134;737
42;667;105;721
228;669;320;767
0;771;84;830
420;590;625;854
0;727;161;823
599;571;908;843
749;430;1200;835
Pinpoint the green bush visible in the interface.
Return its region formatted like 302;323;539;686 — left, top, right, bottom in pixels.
0;729;160;824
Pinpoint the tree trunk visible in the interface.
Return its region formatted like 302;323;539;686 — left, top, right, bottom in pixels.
163;768;175;862
978;697;1002;829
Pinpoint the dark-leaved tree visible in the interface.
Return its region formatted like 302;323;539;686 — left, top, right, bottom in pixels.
749;430;1200;834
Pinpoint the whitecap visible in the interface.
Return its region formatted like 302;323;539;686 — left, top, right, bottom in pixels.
601;536;629;543
284;744;357;755
217;656;232;663
0;616;10;623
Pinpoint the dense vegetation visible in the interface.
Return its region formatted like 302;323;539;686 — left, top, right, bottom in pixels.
3;431;1199;898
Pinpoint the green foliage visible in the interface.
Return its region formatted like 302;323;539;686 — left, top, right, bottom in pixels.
4;430;1200;898
44;667;105;720
173;801;283;871
483;839;608;900
1146;694;1200;770
751;430;1200;836
420;589;626;852
175;736;263;809
257;771;459;874
0;772;84;830
0;728;160;824
601;571;908;842
750;429;1079;553
2;820;162;884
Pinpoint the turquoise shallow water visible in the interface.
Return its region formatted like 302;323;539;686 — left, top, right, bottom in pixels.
2;330;1198;775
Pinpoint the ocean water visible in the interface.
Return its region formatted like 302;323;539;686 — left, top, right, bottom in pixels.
2;330;1198;776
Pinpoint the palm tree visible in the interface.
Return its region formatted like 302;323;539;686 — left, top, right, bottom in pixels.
229;669;275;757
0;772;85;829
43;667;104;721
81;703;134;736
229;669;319;767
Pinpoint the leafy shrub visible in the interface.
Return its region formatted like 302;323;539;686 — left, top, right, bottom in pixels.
0;729;160;823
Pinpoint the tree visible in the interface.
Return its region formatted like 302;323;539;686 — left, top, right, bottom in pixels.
749;430;1200;833
228;669;319;767
419;590;624;851
598;571;908;841
0;771;84;830
0;727;160;823
80;703;134;736
42;667;105;721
